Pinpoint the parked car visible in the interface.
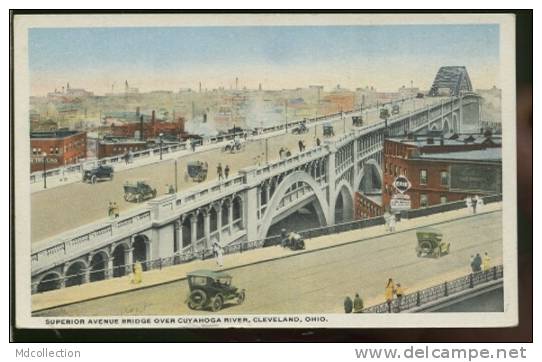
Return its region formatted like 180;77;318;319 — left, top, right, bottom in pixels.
352;115;363;127
292;122;308;134
83;165;114;184
379;108;390;119
123;180;157;203
415;228;451;258
392;104;400;115
280;229;305;251
185;270;245;312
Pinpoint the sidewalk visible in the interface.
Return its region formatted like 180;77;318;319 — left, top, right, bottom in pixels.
32;202;502;312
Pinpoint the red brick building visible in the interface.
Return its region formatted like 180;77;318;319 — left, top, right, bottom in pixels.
97;139;147;159
382;132;502;211
110;110;187;140
30;130;87;172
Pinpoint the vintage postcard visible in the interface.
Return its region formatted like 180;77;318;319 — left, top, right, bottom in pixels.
13;13;518;329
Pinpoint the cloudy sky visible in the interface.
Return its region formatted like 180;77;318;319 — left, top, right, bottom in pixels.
29;24;500;95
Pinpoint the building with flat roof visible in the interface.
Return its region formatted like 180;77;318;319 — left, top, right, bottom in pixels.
382;132;502;212
30;130;87;172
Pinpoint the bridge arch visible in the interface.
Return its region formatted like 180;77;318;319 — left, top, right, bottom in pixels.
89;250;109;282
132;234;150;270
443;118;450;133
258;171;330;239
64;259;88;287
355;158;383;194
111;242;130;277
334;179;355;223
36;271;63;293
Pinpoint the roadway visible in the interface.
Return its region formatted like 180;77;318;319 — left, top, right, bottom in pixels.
33;209;502;316
31;97;441;243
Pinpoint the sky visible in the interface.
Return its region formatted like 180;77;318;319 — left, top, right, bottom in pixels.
28;24;500;96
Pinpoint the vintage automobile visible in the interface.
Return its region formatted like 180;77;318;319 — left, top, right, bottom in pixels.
185;270;245;312
352;115;363;127
379;108;390;119
83;165;114;184
280;229;306;251
223;138;245;153
392;104;400;115
186;160;208;182
416;92;425;98
123;180;157;203
323;122;335;137
292;122;308;134
415;228;450;258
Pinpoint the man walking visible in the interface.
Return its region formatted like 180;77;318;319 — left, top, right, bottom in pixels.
217;163;223;181
298;140;304;152
224;165;230;179
344;296;353;314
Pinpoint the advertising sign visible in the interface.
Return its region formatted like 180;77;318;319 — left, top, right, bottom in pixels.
390;193;411;210
393;175;412;194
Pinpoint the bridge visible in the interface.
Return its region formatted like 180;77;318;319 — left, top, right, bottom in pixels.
31;91;482;293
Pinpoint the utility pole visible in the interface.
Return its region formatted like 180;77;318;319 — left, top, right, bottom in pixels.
265;138;269;164
42;152;47;189
284;99;288;133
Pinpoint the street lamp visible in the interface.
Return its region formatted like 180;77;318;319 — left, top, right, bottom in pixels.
42;152;47;189
159;133;164;160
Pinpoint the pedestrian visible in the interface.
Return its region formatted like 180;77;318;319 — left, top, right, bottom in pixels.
168;184;175;194
473;253;482;272
476;195;484;212
217;163;223;181
224;165;230;179
482;252;491;272
298;140;303;152
395;283;404;312
385;278;395;313
388;212;396;232
191;140;196;152
383;210;391;232
279;147;284;159
471;196;477;214
465;196;473;214
108;202;113;218
353;293;364;313
213;241;224;268
316;137;321;146
131;261;142;284
113;202;119;218
344;296;353;314
124;152;129;165
470;255;476;273
302;140;306;151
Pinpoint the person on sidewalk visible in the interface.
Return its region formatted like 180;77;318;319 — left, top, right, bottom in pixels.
482;252;491;272
470;255;476;273
344;296;353;314
353;293;364;313
395;283;404;312
131;261;142;284
217;163;223;181
465;196;473;214
473;253;482;272
316;137;321;146
388;212;396;232
298;140;304;152
385;278;395;313
212;241;224;268
224;165;230;179
476;195;484;212
471;196;478;214
108;202;114;219
112;202;120;218
383;210;391;232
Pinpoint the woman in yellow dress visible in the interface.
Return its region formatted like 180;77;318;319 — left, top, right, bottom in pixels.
385;278;395;313
131;261;143;284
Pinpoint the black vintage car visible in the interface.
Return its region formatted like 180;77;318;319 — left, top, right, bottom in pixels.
123;180;157;202
185;270;245;312
83;165;114;184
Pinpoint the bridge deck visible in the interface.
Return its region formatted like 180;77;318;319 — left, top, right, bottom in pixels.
30;98;446;243
32;201;502;314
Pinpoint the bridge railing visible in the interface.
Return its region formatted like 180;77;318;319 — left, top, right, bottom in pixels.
358;265;503;313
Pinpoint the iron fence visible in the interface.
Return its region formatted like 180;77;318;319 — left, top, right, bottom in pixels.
358;265;503;313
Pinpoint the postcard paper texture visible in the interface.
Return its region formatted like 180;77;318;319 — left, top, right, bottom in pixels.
13;13;518;329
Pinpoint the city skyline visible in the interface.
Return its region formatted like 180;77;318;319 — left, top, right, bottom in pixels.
29;24;500;96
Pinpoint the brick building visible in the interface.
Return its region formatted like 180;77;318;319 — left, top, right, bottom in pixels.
30;130;87;172
110;110;187;140
96;139;147;159
382;132;502;212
